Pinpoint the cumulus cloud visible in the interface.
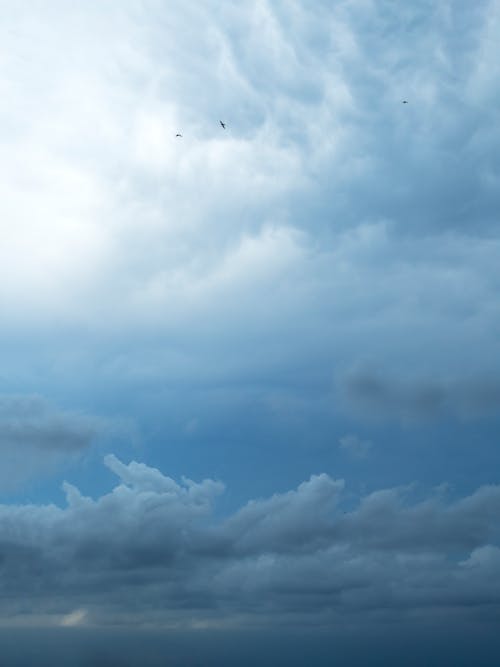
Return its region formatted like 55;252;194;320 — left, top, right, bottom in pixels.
0;455;499;628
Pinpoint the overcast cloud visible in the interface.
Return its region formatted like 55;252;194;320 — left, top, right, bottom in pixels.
0;0;499;387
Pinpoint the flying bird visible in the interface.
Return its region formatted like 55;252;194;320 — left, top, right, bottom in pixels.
175;133;183;137
402;100;408;104
219;120;226;129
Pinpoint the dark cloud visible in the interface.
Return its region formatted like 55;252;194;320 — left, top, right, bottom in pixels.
0;394;105;451
339;367;500;421
0;395;125;489
1;455;499;629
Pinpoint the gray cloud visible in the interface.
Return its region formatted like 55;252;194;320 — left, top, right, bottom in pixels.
0;395;125;489
0;455;499;628
339;367;500;421
0;394;105;451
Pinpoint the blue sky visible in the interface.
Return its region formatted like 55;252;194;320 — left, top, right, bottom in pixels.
1;1;500;663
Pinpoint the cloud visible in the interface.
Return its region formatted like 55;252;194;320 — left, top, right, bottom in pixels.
0;0;499;426
0;4;498;661
339;434;373;459
0;395;124;489
0;455;499;628
0;394;105;451
339;367;500;421
339;367;447;421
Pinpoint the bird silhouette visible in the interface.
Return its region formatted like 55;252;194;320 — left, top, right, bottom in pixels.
402;100;408;104
219;120;226;129
175;133;183;137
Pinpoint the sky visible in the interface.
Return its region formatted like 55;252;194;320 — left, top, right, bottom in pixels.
1;0;500;664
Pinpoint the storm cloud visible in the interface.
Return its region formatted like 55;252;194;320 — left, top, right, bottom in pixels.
1;455;499;629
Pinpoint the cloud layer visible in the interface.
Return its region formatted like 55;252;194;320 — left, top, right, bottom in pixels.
1;454;499;628
1;0;499;404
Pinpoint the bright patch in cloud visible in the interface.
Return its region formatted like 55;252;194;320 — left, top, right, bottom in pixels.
60;608;88;627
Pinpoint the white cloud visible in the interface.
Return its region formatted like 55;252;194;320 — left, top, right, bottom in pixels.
0;0;499;406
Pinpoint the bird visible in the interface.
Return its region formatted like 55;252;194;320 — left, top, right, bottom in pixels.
402;100;408;104
219;120;226;129
175;133;183;137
